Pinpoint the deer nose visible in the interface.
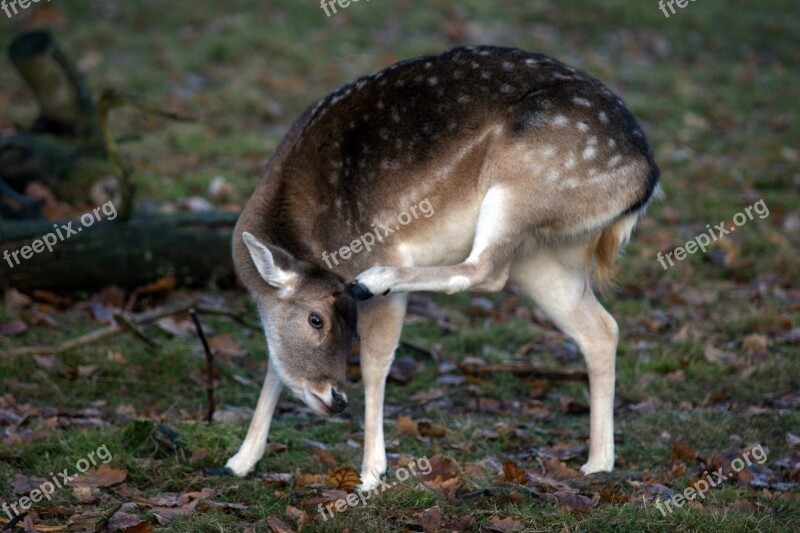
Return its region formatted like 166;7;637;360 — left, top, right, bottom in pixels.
329;388;348;413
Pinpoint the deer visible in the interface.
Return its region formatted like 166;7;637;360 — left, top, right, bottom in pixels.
224;45;659;490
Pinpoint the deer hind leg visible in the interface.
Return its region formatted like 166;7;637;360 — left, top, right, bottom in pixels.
510;240;618;474
357;293;408;490
350;186;517;299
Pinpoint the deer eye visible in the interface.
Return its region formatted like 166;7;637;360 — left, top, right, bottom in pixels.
308;313;324;329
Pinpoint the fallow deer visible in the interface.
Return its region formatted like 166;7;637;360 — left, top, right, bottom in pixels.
225;45;659;490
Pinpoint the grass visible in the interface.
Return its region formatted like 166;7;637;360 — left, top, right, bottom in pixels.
1;0;799;531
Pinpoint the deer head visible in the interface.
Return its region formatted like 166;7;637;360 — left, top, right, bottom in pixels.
239;231;357;415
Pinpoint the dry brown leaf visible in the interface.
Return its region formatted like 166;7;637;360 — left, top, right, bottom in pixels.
501;460;528;485
704;344;744;368
108;511;152;533
308;445;337;469
11;474;48;495
209;332;247;358
71;464;127;488
486;514;524;532
419;505;442;532
418;420;446;438
548;490;593;513
671;440;696;461
417;456;461;496
284;505;311;528
266;516;296;533
389;356;418;383
742;333;768;355
0;319;27;337
327;466;361;491
396;415;420;436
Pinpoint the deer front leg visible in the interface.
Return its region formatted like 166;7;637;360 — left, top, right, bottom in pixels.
225;366;282;476
357;294;407;490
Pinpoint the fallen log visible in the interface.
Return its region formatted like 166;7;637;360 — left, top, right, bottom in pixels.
0;211;237;290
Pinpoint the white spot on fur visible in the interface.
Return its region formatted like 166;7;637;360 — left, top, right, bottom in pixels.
607;154;623;167
583;146;597;160
562;178;580;189
552;115;568;127
546;169;561;182
608;138;617;148
572;97;591;107
577;122;590;132
458;94;471;104
564;153;577;169
428;76;439;85
541;145;557;158
599;111;609;123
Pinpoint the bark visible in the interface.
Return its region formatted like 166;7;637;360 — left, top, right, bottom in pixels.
0;212;238;290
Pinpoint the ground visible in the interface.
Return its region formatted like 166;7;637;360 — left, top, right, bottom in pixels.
0;1;799;531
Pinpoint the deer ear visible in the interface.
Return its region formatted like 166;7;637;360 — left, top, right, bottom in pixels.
242;232;299;295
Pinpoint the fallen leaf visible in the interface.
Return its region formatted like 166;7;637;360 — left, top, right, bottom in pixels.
284;505;311;528
417;456;461;496
109;511;152;533
671;440;696;461
266;516;295;533
396;415;419;437
419;505;442;532
418;420;446;438
389;356;417;383
0;319;27;336
327;466;361;491
11;474;47;495
209;332;247;358
486;514;523;532
704;344;744;368
546;490;593;513
71;464;127;488
307;443;337;469
501;460;528;485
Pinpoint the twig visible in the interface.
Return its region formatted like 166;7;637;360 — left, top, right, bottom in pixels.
458;361;588;383
113;312;160;350
462;486;541;499
194;304;261;330
5;298;257;361
189;309;216;423
5;298;200;356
